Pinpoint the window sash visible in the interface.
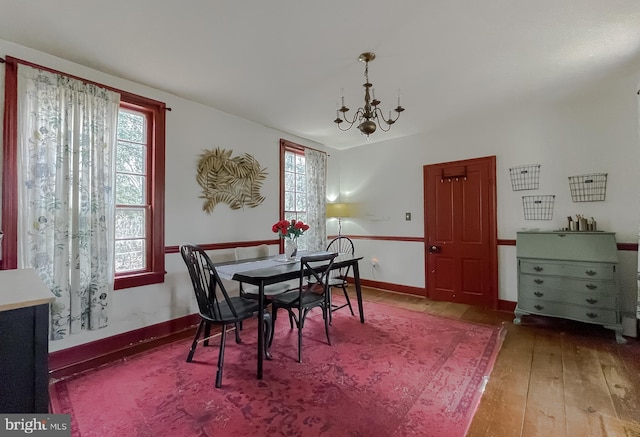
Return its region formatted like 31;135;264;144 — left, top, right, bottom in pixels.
280;139;308;250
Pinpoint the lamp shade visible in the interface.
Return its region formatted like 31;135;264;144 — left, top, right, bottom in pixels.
326;203;351;218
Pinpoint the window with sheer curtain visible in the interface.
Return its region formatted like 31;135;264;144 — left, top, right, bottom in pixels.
16;64;120;339
2;57;166;339
280;139;327;253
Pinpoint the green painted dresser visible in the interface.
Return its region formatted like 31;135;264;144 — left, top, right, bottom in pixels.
514;231;625;343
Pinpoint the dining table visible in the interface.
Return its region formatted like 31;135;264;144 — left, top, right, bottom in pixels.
215;252;365;380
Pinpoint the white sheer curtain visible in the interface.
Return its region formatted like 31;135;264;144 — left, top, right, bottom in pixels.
17;64;120;340
305;149;327;252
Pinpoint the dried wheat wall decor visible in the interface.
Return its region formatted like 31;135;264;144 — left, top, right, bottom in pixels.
196;147;267;213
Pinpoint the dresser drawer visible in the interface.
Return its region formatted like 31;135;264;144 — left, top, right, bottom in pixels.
516;232;618;263
520;260;614;280
519;273;617;295
517;285;616;309
518;298;618;324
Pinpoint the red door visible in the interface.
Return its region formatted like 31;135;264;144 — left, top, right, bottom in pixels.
423;156;498;308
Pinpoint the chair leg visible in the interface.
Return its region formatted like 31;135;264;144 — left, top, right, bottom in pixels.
203;321;211;347
234;322;242;344
297;312;305;363
269;306;278;347
288;310;294;330
297;308;312;363
263;312;273;360
323;305;332;346
328;287;334;325
187;320;205;362
215;325;228;388
342;285;355;316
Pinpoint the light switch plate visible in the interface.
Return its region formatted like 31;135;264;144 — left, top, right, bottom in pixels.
405;212;411;221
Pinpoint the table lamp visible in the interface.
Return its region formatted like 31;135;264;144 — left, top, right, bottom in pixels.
326;203;351;236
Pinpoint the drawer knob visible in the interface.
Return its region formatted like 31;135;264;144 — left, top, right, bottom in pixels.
585;284;598;290
586;298;599;305
534;291;544;297
534;279;544;284
585;270;597;276
586;312;598;319
534;305;544;310
533;266;544;272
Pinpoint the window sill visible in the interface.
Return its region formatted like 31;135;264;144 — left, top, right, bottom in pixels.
115;271;165;290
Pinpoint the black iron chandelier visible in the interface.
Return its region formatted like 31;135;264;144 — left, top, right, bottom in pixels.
334;52;405;136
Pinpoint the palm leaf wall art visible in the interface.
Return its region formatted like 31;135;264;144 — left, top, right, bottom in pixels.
196;147;267;213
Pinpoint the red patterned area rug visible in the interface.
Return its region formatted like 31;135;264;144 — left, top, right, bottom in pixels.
50;301;505;437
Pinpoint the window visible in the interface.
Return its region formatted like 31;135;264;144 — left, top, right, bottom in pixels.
1;57;165;289
280;139;308;250
114;98;165;290
279;138;327;253
115;107;149;274
283;149;307;223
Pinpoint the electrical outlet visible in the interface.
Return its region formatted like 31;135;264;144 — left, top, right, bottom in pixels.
371;257;378;268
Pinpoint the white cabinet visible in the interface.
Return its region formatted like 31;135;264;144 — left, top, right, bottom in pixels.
514;231;625;343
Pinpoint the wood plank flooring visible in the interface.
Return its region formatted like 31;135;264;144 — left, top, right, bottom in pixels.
353;286;640;437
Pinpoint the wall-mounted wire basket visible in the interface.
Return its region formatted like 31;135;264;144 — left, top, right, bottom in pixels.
509;164;541;191
568;173;607;202
522;195;555;220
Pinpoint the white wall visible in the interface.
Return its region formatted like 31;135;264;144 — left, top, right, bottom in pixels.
334;62;640;319
0;39;328;352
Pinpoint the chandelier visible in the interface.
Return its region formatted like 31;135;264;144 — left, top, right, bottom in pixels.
334;52;405;136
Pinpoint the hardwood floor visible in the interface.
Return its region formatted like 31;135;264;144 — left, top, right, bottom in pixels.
354;286;640;437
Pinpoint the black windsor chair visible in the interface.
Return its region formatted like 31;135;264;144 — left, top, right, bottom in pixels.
325;236;356;323
180;244;273;388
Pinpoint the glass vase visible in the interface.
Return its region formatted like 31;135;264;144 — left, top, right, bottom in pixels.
284;239;298;260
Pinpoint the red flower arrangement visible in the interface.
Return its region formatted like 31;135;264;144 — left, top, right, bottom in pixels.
272;219;310;240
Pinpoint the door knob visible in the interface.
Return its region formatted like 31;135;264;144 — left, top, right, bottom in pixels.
428;245;441;253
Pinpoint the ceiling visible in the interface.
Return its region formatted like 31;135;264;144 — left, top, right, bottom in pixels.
1;1;639;149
